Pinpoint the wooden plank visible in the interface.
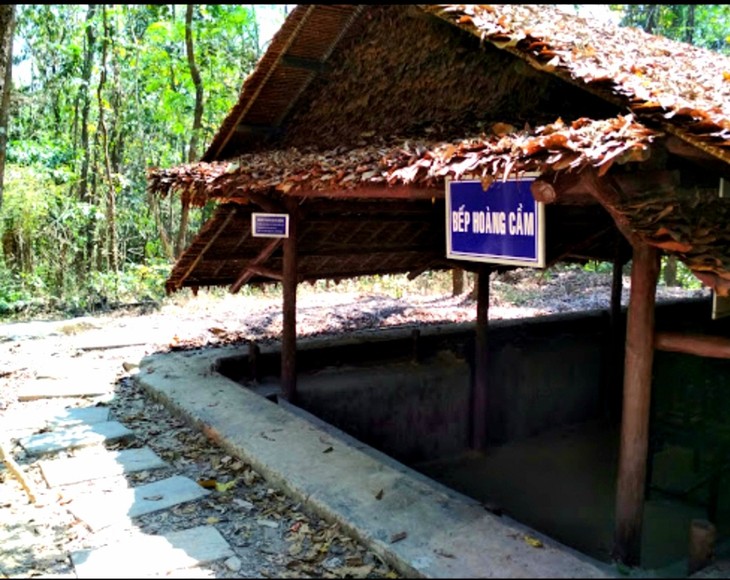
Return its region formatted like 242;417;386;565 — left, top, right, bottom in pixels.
471;264;491;451
655;332;730;359
282;198;299;403
612;243;660;567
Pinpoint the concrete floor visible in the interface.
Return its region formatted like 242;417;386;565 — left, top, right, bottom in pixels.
414;418;730;575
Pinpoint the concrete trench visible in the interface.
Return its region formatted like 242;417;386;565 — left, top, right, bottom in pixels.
136;297;730;577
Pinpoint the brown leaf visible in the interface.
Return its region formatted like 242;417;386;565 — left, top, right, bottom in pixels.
375;489;384;501
390;531;407;543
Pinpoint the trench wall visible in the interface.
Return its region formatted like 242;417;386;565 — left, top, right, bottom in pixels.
220;297;728;465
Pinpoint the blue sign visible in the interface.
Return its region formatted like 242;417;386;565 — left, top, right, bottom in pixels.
252;213;289;238
446;177;545;267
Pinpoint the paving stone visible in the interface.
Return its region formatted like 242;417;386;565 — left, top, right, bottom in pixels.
17;377;114;401
45;406;111;428
65;475;210;531
39;447;168;488
70;525;233;579
18;421;135;456
3;404;108;439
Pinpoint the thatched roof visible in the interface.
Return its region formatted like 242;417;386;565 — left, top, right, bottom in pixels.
148;4;730;295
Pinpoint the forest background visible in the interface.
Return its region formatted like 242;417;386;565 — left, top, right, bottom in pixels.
0;4;727;319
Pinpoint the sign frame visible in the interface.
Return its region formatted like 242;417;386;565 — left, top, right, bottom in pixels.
251;212;290;238
445;174;545;268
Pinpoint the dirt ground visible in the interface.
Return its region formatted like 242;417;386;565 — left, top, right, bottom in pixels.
0;268;709;578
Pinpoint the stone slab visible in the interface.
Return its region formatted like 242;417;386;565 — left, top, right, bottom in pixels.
17;377;113;401
40;447;168;488
66;475;210;531
2;405;109;439
46;406;111;428
70;525;233;579
18;421;135;456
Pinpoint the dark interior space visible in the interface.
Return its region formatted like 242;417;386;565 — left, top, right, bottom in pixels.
216;296;730;572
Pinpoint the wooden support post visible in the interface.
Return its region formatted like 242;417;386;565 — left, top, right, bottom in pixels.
452;268;465;296
607;243;625;421
471;264;491;451
688;519;716;576
248;341;260;383
613;243;660;567
281;199;298;403
411;328;421;363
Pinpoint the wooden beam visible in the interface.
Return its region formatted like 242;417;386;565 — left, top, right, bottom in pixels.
281;198;299;403
285;185;443;201
174;207;238;291
229;238;282;294
471;264;491;451
244;265;284;281
655;332;730;359
233;123;281;138
240;190;285;213
613;243;660;567
579;168;644;247
280;53;330;73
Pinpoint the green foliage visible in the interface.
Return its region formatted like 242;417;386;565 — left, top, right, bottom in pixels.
611;4;730;53
1;4;264;317
582;260;614;275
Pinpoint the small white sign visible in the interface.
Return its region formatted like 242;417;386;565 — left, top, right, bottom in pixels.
252;213;289;238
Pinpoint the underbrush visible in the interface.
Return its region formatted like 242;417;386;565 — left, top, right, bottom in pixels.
0;260;708;324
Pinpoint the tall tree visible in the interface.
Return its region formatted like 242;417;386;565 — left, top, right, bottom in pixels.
175;4;204;258
0;5;15;210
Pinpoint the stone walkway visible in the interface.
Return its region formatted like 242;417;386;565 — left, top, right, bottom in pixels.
1;377;238;578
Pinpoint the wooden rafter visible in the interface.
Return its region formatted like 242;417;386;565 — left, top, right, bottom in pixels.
229;238;283;294
174;207;239;291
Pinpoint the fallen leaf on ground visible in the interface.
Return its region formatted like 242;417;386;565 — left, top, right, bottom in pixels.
523;534;543;548
333;564;374;578
215;478;238;493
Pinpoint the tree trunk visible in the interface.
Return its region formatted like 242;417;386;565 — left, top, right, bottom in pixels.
79;4;98;277
174;4;205;258
663;255;678;287
97;5;118;277
0;5;15;211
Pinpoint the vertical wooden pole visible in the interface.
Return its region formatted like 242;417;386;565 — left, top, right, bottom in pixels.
471;264;491;451
281;199;298;403
607;242;625;421
613;243;660;567
688;519;716;576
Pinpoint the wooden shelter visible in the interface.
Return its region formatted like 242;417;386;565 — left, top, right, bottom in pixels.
148;5;730;568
